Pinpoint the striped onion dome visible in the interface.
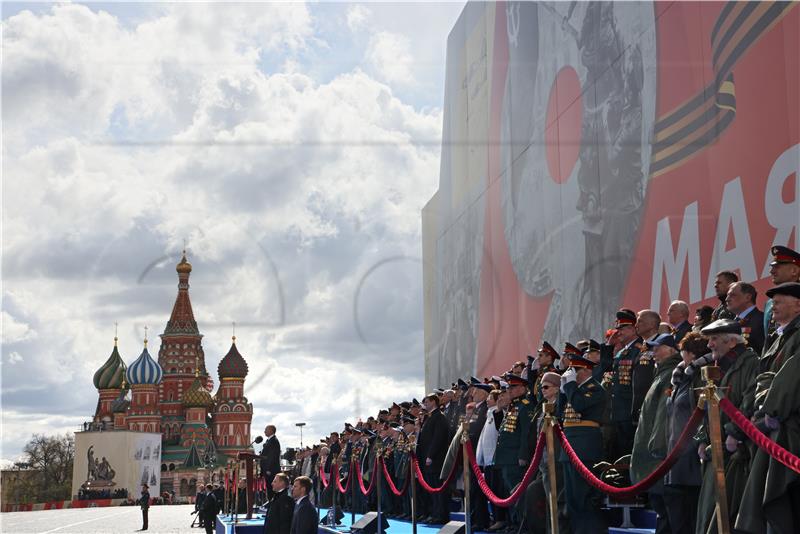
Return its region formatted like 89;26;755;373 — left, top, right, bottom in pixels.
125;344;163;385
217;338;248;379
93;339;127;390
183;376;214;408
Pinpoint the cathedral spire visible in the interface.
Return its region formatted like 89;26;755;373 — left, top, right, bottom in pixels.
164;250;199;336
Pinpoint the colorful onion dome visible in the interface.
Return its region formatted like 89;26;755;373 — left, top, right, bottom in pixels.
217;337;248;379
183;376;214;408
93;338;127;390
125;340;163;385
176;250;192;274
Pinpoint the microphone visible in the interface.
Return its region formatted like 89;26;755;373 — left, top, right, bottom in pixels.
252;436;264;445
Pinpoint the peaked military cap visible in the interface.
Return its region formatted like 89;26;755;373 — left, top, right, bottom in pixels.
472;383;493;392
399;401;411;409
645;333;676;349
700;318;742;336
770;245;800;266
457;378;469;390
565;354;598;369
563;342;582;358
412;398;420;406
506;374;527;387
766;281;800;299
470;376;482;385
401;415;415;424
615;308;637;326
539;341;560;360
580;339;601;353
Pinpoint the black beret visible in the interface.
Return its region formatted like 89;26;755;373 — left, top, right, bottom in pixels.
700;319;742;336
766;281;800;299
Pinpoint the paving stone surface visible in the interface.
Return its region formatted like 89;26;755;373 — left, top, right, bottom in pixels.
0;504;211;534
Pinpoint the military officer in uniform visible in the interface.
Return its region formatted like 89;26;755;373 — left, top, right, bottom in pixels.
557;353;606;534
608;308;644;461
492;375;534;530
763;245;800;349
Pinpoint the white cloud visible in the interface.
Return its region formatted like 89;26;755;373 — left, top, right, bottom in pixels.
6;352;24;365
1;2;451;459
366;31;415;86
346;5;371;32
1;311;37;344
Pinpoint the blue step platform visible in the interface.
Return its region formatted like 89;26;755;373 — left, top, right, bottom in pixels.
216;507;657;534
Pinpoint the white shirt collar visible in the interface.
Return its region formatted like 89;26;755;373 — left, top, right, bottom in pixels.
737;305;756;319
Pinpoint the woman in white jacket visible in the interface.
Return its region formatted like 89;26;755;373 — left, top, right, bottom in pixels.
476;390;509;531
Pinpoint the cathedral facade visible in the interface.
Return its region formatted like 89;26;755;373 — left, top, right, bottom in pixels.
89;252;254;497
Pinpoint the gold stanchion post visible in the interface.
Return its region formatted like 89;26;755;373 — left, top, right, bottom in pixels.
461;421;472;534
543;403;559;534
376;445;384;534
701;366;731;534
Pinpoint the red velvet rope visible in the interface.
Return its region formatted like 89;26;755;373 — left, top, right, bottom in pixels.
356;458;378;495
410;449;460;493
319;462;330;489
718;398;800;474
380;457;410;496
555;407;704;498
465;432;545;507
334;460;353;494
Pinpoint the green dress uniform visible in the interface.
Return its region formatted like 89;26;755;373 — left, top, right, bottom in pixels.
557;376;606;534
630;352;681;532
695;344;758;534
736;312;800;533
609;338;644;460
494;395;534;523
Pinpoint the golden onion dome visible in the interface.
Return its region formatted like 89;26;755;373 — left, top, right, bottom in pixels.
183;376;213;408
176;250;192;274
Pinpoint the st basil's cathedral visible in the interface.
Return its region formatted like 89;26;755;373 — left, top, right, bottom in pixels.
88;252;254;497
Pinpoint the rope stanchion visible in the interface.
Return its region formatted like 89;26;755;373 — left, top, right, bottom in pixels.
381;457;410;496
410;449;460;493
319;462;330;489
465;431;545;507
719;397;800;474
356;456;379;495
554;406;705;498
334;460;353;494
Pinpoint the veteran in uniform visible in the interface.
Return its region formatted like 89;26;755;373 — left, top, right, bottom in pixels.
695;319;759;534
493;375;534;529
737;282;800;534
609;308;644;460
557;353;606;534
630;333;682;534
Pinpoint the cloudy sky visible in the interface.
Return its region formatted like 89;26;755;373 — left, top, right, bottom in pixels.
1;1;464;463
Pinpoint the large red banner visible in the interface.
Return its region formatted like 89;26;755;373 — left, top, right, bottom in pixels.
422;1;798;388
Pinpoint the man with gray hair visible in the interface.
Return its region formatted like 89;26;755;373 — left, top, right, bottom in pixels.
726;281;765;353
694;319;758;534
666;300;692;344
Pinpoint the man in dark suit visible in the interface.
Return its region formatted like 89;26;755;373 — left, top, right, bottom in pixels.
416;393;450;524
290;476;317;534
200;484;219;534
195;487;206;527
138;484;150;531
666;300;693;344
727;281;766;354
260;425;282;499
264;473;294;534
711;270;739;320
